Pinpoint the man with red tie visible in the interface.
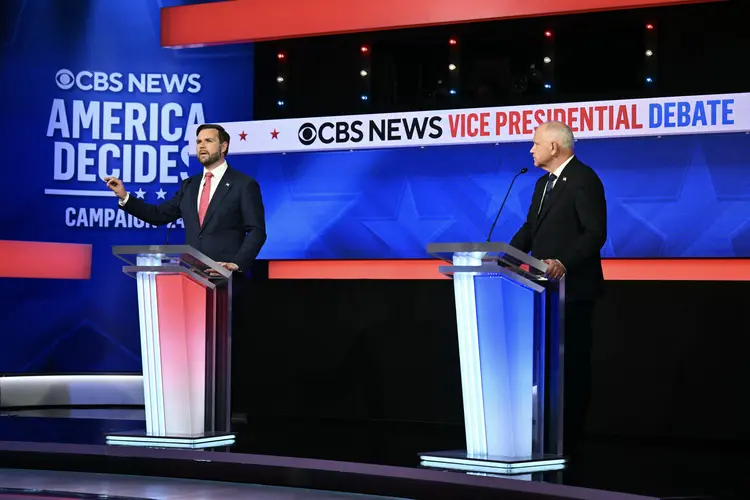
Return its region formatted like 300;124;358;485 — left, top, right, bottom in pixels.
105;124;267;274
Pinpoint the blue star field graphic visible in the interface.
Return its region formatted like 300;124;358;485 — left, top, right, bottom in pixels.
233;132;750;260
361;181;455;258
619;142;750;257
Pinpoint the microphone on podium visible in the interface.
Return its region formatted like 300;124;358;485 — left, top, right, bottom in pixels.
485;167;528;242
165;221;175;246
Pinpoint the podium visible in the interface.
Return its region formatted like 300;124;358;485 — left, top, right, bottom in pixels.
420;242;565;474
106;245;235;449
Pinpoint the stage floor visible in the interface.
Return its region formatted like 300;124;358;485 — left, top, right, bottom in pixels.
0;409;746;499
0;468;406;499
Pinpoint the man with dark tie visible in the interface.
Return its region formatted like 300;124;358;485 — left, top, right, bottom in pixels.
510;120;607;454
104;123;267;274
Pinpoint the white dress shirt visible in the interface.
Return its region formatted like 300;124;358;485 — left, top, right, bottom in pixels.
119;161;229;207
196;161;228;210
539;154;574;203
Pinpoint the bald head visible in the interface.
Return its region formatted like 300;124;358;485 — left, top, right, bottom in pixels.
530;121;575;172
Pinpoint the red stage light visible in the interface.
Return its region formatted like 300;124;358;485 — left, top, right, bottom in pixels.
646;24;654;29
449;38;457;45
360;45;369;53
277;52;286;59
544;30;552;37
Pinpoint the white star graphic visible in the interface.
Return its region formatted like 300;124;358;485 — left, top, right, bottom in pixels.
134;188;146;199
155;188;166;200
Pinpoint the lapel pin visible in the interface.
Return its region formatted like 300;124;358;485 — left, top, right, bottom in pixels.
562;177;567;182
226;182;230;187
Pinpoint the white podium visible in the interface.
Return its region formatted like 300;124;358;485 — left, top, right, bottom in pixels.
420;242;565;474
106;245;235;449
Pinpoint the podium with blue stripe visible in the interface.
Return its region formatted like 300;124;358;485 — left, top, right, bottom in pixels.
420;242;565;474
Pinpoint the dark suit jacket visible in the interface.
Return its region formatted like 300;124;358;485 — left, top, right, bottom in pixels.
510;156;607;301
120;164;266;271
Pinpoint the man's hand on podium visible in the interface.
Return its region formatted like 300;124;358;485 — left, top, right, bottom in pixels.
206;262;239;276
543;259;566;280
104;177;128;200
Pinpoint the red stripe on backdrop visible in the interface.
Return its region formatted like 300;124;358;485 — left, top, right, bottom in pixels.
270;260;446;280
0;241;92;279
268;259;750;281
160;0;718;47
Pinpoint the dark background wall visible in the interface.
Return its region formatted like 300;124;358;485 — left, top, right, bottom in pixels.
232;275;750;445
254;0;749;120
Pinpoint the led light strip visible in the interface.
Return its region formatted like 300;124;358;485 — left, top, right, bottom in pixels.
106;437;236;449
107;434;235;444
452;252;487;456
419;458;565;474
136;255;165;435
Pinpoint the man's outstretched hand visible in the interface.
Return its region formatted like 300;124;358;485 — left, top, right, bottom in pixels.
104;177;127;200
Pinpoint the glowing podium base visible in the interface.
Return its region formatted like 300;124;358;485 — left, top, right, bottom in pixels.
107;245;234;449
420;242;565;474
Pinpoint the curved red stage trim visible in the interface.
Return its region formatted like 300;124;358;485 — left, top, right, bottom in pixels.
160;0;717;47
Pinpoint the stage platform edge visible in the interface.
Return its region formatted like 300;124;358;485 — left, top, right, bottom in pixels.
0;440;659;500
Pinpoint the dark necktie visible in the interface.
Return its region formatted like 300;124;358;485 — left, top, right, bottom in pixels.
538;173;557;214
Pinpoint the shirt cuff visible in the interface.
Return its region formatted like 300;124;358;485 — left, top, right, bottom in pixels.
118;193;129;206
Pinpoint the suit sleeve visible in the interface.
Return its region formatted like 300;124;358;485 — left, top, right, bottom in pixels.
509;179;541;253
233;179;267;270
120;179;188;226
557;172;607;270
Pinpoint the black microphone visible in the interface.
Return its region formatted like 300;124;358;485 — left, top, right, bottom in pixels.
485;167;528;242
165;221;174;246
165;177;192;246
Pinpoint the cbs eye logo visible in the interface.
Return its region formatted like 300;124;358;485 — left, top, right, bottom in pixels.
298;123;317;146
55;69;75;90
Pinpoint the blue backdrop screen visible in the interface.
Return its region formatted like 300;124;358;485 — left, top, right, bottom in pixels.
0;0;254;373
239;132;750;260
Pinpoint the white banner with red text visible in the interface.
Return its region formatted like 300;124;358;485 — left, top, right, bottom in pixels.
189;92;749;155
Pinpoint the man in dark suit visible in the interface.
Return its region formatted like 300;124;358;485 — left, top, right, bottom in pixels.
104;123;266;274
510;120;607;454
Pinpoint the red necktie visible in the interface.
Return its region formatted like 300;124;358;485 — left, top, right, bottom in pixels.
198;172;213;226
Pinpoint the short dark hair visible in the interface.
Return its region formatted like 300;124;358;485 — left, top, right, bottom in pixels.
196;123;231;155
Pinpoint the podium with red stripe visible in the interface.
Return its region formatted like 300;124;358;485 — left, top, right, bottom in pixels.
106;245;235;449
